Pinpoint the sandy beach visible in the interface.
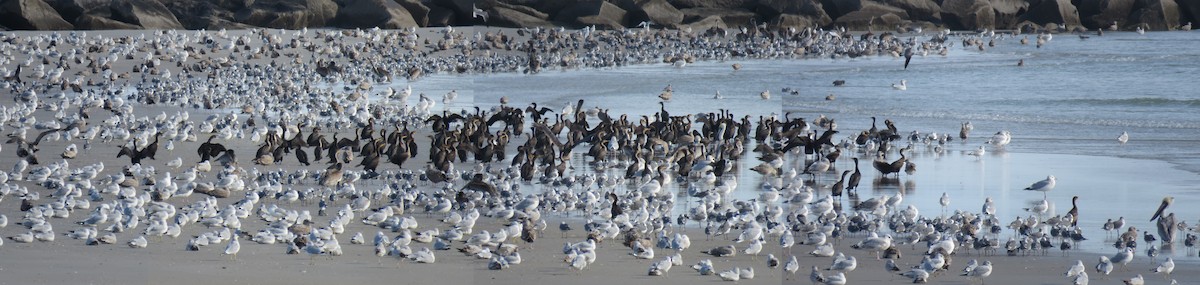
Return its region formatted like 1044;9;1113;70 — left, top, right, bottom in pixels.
0;26;1197;285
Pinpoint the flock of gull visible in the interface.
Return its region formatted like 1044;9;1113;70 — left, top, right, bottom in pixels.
0;24;1192;285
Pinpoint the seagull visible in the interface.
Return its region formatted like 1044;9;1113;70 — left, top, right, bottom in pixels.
966;145;986;158
559;221;572;238
784;255;800;277
901;268;930;283
1111;247;1134;269
1072;271;1089;285
129;235;148;248
851;234;892;259
823;272;847;285
1125;274;1144;285
717;267;741;281
1023;175;1056;198
472;4;488;22
1095;255;1113;277
1153;257;1174;278
891;80;907;90
827;254;857;272
964;259;993;283
224;233;241;260
1117;131;1129;144
648;255;674;276
1066;260;1085;277
987;130;1011;147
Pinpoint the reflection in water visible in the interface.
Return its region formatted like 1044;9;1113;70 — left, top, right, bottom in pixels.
871;176;916;195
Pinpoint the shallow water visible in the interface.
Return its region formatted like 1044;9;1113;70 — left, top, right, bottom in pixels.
455;31;1200;260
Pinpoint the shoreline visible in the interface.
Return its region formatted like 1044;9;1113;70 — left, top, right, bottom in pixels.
0;28;1197;285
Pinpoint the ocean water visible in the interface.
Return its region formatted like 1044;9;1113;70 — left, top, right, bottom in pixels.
416;31;1200;259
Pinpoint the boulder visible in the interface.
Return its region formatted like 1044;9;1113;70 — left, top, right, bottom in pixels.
233;0;338;29
821;0;862;19
530;0;589;17
756;0;829;22
678;14;726;30
110;0;185;29
1179;0;1199;25
75;14;143;29
488;5;555;28
426;4;455;26
773;13;825;29
576;14;625;29
442;0;475;21
618;0;685;27
666;0;753;9
1077;0;1134;30
554;1;628;28
990;0;1028;29
834;2;911;30
396;0;430;27
49;0;110;22
1017;0;1081;29
164;0;234;30
1014;20;1041;33
942;0;994;30
880;0;940;22
680;7;756;26
334;0;417;29
494;1;549;20
0;0;74;30
1129;0;1179;30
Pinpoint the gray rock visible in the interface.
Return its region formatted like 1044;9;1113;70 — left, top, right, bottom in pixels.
678;14;726;30
49;0;110;22
111;0;185;29
756;0;829;22
334;0;417;29
1077;0;1134;30
773;13;825;29
426;4;455;26
942;0;994;30
990;0;1029;29
667;0;753;9
1179;0;1199;25
1129;0;1179;30
233;0;337;29
163;1;228;30
1017;0;1081;30
0;0;74;30
619;0;685;27
680;7;756;27
576;14;624;29
494;1;550;20
834;2;910;30
488;5;554;28
75;14;142;29
396;0;430;27
880;0;940;22
821;0;864;19
554;0;627;28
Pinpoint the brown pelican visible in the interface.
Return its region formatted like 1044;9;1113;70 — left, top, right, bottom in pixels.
1151;197;1176;243
1151;197;1172;221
